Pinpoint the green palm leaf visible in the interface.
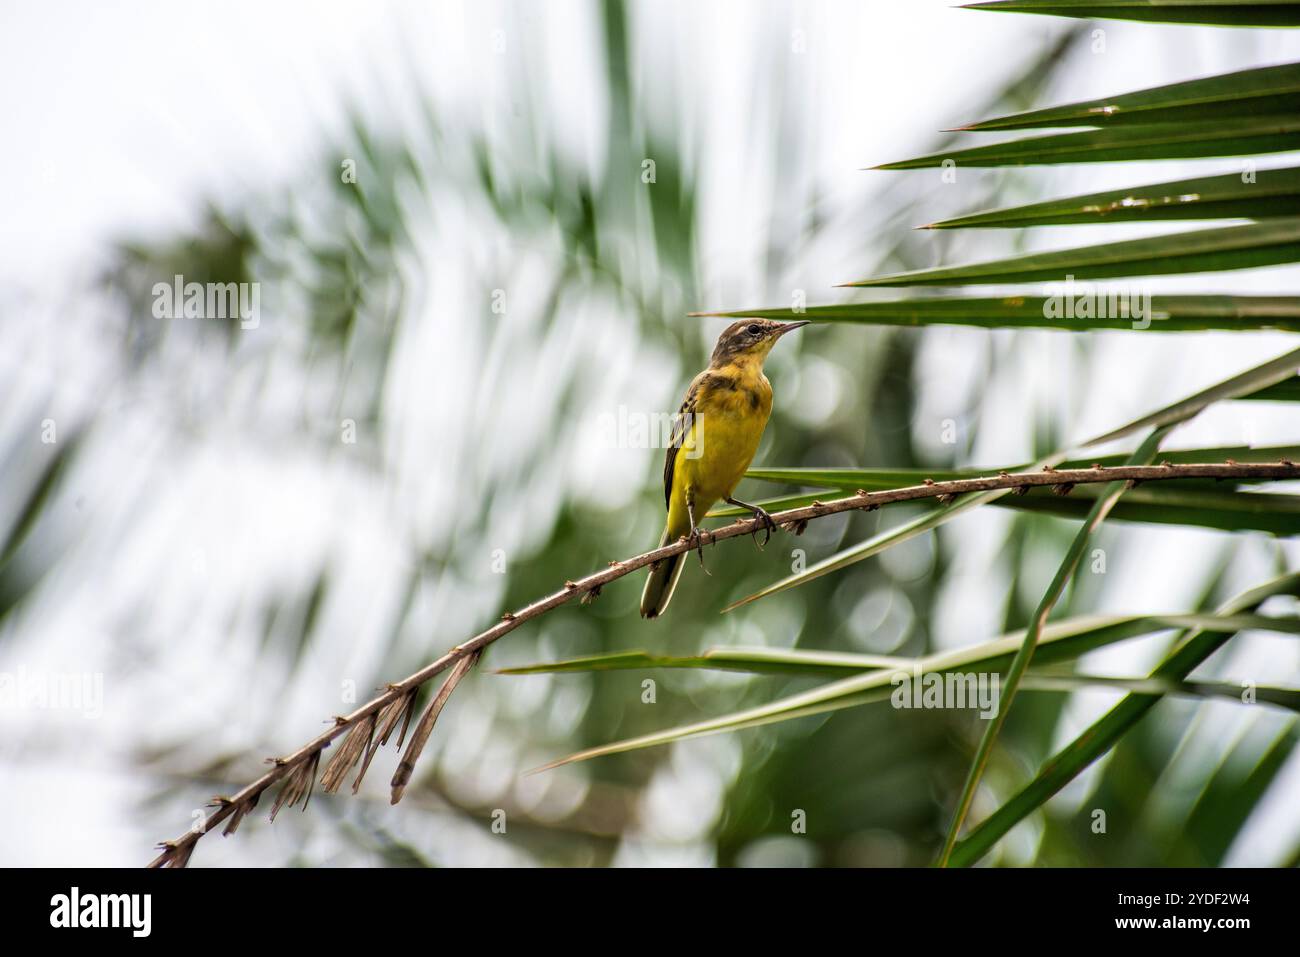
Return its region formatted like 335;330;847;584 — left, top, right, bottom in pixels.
726;348;1300;610
924;166;1300;228
1082;345;1300;445
729;447;1300;534
503;614;1300;678
500;646;911;679
1021;673;1300;711
961;1;1300;28
1170;724;1300;865
949;570;1300;866
740;445;1300;490
1244;375;1300;400
696;295;1300;331
956;61;1300;130
871;118;1300;169
715;488;1300;536
844;219;1300;286
525;603;1300;773
938;428;1168;864
997;486;1300;534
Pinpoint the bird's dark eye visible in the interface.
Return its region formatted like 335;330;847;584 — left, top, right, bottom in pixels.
746;324;761;336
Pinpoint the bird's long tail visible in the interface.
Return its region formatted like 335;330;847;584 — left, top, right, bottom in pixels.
640;527;687;619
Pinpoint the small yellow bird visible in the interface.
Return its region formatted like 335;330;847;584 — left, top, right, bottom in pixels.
640;318;810;619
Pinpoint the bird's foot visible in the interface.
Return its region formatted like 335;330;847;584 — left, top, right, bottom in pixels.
686;526;711;573
748;506;777;549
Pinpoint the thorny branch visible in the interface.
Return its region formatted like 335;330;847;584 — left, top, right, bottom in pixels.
148;459;1300;866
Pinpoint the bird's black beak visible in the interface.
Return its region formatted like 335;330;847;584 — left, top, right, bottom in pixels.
772;320;811;338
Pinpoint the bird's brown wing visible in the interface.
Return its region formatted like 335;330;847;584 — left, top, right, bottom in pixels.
663;372;708;510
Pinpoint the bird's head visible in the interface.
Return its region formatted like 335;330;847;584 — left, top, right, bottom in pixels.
708;318;809;369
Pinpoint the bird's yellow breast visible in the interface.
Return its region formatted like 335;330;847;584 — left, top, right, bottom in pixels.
670;362;772;530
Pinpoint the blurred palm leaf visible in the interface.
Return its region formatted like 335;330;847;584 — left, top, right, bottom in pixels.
1167;723;1300;865
950;569;1300;865
501;646;911;679
924;166;1300;228
527;606;1300;773
939;426;1170;863
504;611;1300;677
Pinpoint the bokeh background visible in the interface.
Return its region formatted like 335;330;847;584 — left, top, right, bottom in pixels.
2;0;1299;867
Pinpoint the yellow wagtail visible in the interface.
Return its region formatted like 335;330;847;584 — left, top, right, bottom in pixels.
640;318;810;619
